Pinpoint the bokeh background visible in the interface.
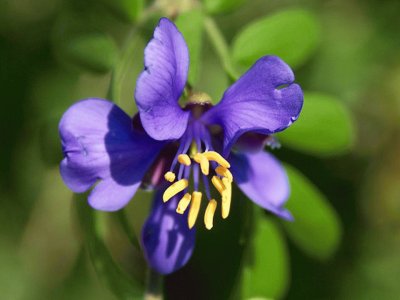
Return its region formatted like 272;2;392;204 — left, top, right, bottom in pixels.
1;0;399;299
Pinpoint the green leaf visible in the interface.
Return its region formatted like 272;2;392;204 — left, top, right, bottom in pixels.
283;165;342;260
242;212;289;300
62;33;118;74
204;0;246;14
75;197;143;299
278;92;355;157
175;9;204;85
100;0;144;22
232;9;320;68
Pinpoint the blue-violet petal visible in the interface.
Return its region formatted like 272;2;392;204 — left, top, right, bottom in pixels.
230;150;293;220
135;18;190;141
202;56;303;155
59;99;164;211
142;190;196;274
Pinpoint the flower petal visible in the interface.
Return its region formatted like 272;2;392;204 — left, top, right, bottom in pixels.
59;99;165;210
202;56;303;154
88;178;140;211
142;190;196;274
135;18;190;141
230;150;293;220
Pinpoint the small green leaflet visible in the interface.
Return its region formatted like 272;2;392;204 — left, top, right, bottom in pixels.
242;212;289;300
283;165;342;261
232;9;320;69
278;92;355;157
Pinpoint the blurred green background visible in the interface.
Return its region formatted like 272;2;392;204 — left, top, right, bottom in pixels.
1;0;399;299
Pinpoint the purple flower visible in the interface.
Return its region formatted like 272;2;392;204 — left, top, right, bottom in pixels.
59;18;303;274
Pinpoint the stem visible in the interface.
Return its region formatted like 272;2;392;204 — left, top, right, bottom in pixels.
203;16;240;82
108;4;161;104
144;269;164;300
115;210;141;251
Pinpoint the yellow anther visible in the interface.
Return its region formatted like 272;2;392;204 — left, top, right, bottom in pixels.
164;171;176;182
188;191;202;229
203;151;230;168
162;179;188;203
204;199;217;230
211;176;226;195
221;177;232;219
215;166;233;182
176;193;191;214
192;153;210;175
178;154;191;166
199;156;210;175
193;153;203;163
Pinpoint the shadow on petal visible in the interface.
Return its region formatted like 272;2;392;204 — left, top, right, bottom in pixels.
105;107;165;186
142;189;196;274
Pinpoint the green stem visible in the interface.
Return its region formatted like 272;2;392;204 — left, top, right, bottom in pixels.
144;269;164;300
203;16;240;82
108;4;161;104
115;210;141;250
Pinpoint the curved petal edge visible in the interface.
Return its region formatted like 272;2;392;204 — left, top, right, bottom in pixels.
135;18;190;141
230;150;293;221
59;99;164;211
202;56;303;155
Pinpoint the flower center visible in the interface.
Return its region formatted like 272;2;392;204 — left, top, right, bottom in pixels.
162;141;233;230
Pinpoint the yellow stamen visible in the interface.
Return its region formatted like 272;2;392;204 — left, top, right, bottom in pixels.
211;176;226;195
203;151;230;168
192;153;210;175
178;154;191;166
221;177;232;219
176;193;191;214
163;179;188;203
215;166;233;182
164;171;176;182
199;156;210;175
204;199;217;230
193;153;202;163
188;191;202;229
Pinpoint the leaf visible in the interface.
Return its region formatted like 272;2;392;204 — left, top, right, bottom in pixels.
62;33;118;74
278;92;355;157
100;0;144;23
242;212;290;300
204;0;246;14
232;9;320;69
283;165;342;260
175;9;204;85
75;197;143;299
